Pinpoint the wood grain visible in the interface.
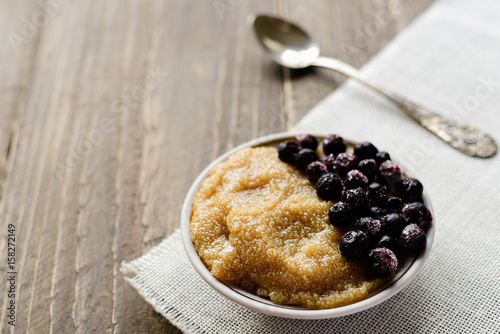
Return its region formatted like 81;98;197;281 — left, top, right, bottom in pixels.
0;0;433;333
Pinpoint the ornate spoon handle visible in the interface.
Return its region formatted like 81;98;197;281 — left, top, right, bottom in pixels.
313;56;497;158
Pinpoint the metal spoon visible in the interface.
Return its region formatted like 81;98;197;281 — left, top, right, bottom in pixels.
251;14;497;158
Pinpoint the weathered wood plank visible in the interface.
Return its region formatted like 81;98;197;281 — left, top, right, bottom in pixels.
0;1;58;333
0;1;434;333
0;0;42;197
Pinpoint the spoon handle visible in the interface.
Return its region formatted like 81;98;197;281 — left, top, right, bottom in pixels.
313;56;497;158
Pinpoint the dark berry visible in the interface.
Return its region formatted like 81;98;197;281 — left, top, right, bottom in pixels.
344;170;369;189
305;161;327;183
381;213;407;236
296;134;318;150
402;202;432;230
322;154;335;172
377;235;400;254
400;224;427;252
315;174;343;201
333;153;358;176
343;187;368;210
368;248;398;277
322;134;346;156
357;159;377;179
366;220;384;243
353;217;374;231
367;182;387;207
378;160;403;189
339;230;370;261
386;197;404;213
328;202;352;227
354;217;383;244
397;177;424;202
277;140;299;164
295;148;318;170
368;206;388;219
354;142;378;161
375;151;391;165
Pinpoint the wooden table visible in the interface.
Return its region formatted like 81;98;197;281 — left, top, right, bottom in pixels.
0;1;433;332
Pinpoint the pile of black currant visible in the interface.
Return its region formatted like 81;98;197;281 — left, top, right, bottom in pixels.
277;134;432;278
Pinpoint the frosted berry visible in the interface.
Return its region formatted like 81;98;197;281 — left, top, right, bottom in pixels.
295;148;318;170
368;206;388;219
339;230;370;261
375;151;391;165
381;213;407;236
296;134;318;150
378;160;403;189
277;140;299;164
322;154;335;172
305;161;327;183
397;177;424;202
368;248;398;278
357;159;377;179
377;235;400;254
328;202;352;227
400;224;427;252
333;153;358;176
366;220;383;244
402;202;432;230
386;196;404;213
354;217;383;244
343;187;368;210
353;217;374;231
322;134;346;156
316;174;343;201
344;170;369;189
354;142;378;161
367;182;387;207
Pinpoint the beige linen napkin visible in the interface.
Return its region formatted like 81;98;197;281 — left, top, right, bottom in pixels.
121;0;500;332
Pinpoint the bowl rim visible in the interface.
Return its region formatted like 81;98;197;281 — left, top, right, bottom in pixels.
180;132;435;319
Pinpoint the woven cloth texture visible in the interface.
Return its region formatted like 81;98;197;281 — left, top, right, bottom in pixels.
121;0;500;332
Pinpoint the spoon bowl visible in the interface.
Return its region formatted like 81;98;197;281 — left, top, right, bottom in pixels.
252;15;319;69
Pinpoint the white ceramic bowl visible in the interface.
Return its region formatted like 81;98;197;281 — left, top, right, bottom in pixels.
181;132;435;319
